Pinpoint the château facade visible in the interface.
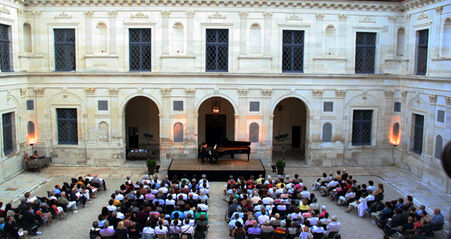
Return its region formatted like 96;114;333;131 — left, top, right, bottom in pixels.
0;0;450;192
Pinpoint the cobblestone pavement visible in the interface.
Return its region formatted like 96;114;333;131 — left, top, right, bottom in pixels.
0;165;449;239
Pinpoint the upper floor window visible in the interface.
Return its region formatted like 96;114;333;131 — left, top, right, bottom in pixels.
129;28;151;71
355;32;376;74
352;110;372;145
57;108;78;145
282;30;304;73
0;24;12;72
54;29;75;71
2;112;15;155
416;29;428;75
412;114;424;154
206;29;228;72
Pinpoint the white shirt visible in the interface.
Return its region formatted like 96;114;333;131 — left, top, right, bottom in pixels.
312;226;325;233
154;226;168;235
308;217;319;226
107;205;117;211
301;190;311;199
197;203;208;212
327;181;339;188
258;215;270;225
228;218;244;229
181;224;194;235
262;197;274;205
142;227;154;235
326;222;340;232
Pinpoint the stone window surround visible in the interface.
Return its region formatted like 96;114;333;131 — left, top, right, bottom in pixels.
123;22;156;72
51;105;81;148
47;23;80;72
200;23;233;73
346;106;378;149
351;26;382;74
277;23;311;73
321;121;333;143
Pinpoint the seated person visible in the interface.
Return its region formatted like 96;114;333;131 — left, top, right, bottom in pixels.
31;150;39;160
430;208;444;231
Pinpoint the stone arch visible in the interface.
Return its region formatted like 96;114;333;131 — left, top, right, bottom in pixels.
195;93;239;116
407;95;428;111
98;121;109;142
396;27;405;57
23;23;32;52
45;91;85;111
344;93;380;110
322;122;332;142
271;94;312;116
121;93;162;114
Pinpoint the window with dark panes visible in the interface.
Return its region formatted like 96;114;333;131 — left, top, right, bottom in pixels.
352;110;372;145
416;29;428;75
355;32;376;74
249;122;259;142
27;100;34;110
282;30;304;72
435;135;443;159
54;29;75;71
412;114;424;154
129;29;151;71
0;24;12;72
2;112;15;155
174;122;183;142
323;102;333;112
250;102;260;112
437;110;444;123
98;100;108;111
173;101;183;111
206;29;228;72
57;108;78;145
322;123;332;142
394;102;401;112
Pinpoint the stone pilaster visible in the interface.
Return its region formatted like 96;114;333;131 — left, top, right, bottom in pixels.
186;11;195;56
239;12;248;56
109;11;118;54
161;11;170;55
263;12;272;56
85;11;93;54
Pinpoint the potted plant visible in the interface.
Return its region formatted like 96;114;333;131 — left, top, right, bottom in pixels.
275;160;286;175
146;159;157;175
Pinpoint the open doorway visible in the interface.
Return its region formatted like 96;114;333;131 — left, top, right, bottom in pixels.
272;97;308;161
124;96;159;160
198;97;235;147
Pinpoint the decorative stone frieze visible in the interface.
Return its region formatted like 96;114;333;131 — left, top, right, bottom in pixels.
429;94;437;104
387;16;396;22
315;13;324;21
161;11;170;17
208;12;226;20
54;12;72;19
261;89;272;97
286;14;302;21
417;12;428;21
85;87;96;96
131;12;148;19
0;6;11;15
34;88;45;97
335;89;346;98
237;89;248;97
384;90;394;98
312;89;323;98
359;16;375;23
84;11;93;17
338;14;346;21
109;88;119;96
185;88;195;95
161;88;172;96
108;11;117;17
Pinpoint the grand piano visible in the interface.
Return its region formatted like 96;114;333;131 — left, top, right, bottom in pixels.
210;137;251;163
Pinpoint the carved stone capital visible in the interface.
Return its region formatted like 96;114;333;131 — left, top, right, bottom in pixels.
384;90;394;98
335;89;346;98
84;11;93;17
32;11;42;17
338;14;347;21
315;13;324;21
84;88;96;96
208;12;226;20
186;11;195;17
263;12;272;18
34;88;45;97
312;89;323;98
109;88;119;96
108;11;118;17
401;91;408;99
185;88;195;95
20;88;27;97
161;88;172;96
237;89;248;97
239;12;248;18
429;94;437;104
387;16;396;22
261;89;272;97
161;11;170;17
417;12;428;21
435;6;443;14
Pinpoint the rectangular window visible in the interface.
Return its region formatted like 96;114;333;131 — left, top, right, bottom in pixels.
394;102;401;112
355;32;376;74
412;114;424;154
54;29;75;71
437;110;444;123
323;102;333;112
2;112;15;155
282;30;304;72
352;110;372;145
27;100;34;110
250;101;260;112
416;29;428;75
206;29;228;72
0;24;12;72
98;100;108;111
57;108;78;145
173;101;183;111
129;29;152;71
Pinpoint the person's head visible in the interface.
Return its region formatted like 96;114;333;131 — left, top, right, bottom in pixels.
103;221;109;229
434;208;441;215
235;221;242;228
378;183;384;190
331;215;337;222
117;221;124;230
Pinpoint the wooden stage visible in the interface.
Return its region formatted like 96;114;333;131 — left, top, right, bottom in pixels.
167;158;266;181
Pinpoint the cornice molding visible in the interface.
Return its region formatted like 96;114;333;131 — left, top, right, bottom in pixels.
17;0;410;12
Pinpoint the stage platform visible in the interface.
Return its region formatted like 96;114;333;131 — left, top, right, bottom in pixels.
167;158;266;181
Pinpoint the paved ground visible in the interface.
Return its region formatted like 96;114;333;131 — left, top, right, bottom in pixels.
0;163;449;239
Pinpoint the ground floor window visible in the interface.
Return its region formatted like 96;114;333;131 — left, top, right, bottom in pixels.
2;112;15;155
412;114;424;154
57;108;78;145
352;110;372;145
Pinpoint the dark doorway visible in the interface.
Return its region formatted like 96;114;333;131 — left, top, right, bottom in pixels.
205;114;226;146
128;126;139;148
292;126;301;148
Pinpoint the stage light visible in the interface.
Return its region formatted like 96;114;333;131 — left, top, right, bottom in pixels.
389;121;401;146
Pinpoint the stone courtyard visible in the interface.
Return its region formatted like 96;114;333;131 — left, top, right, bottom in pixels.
0;162;449;239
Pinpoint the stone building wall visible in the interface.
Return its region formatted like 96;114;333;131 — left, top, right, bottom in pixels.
0;0;450;192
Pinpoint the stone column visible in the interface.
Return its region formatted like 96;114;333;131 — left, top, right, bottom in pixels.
387;16;397;58
109;88;120;144
237;89;248;141
261;89;272;165
338;15;348;71
85;88;97;144
186;11;194;56
315;14;324;57
311;90;323;166
161;11;170;55
433;7;443;58
85;11;93;55
160;88;172;167
109;11;118;54
185;88;196;150
263;12;272;56
32;11;42;54
239;12;248;56
334;89;346;165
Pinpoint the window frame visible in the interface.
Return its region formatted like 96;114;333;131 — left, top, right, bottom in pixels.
282;30;304;73
415;29;429;76
351;110;373;146
411;113;424;155
56;108;78;145
129;28;152;72
205;28;229;72
2;112;16;156
355;32;376;74
0;23;12;72
54;28;76;72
